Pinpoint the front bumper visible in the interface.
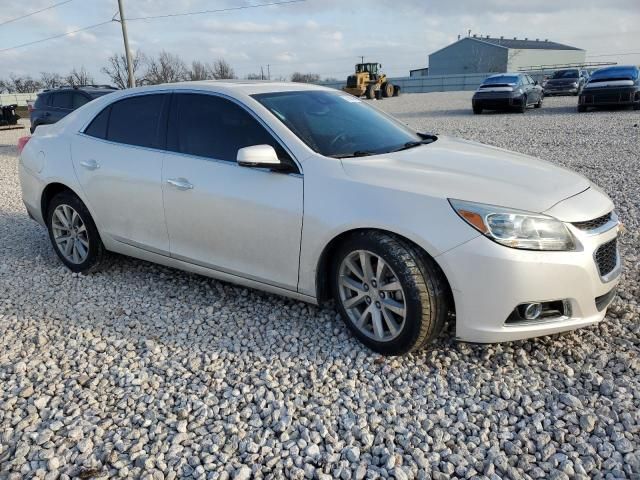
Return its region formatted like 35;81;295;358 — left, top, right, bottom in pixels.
544;85;579;95
579;86;640;107
436;216;621;343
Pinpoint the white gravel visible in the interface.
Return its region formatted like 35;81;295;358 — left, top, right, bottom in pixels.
1;93;639;480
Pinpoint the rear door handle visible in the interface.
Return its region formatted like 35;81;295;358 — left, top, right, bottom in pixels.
80;159;100;170
167;178;194;190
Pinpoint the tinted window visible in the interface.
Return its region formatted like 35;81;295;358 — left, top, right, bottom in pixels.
589;66;639;82
552;69;579;79
72;93;90;109
34;94;49;108
482;75;519;85
51;92;73;109
107;94;167;149
170;93;292;163
85;106;110;139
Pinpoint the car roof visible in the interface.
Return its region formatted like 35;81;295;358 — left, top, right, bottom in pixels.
111;80;333;97
485;73;523;79
39;85;118;95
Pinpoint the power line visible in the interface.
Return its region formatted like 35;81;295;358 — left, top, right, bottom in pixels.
127;0;307;21
0;0;74;27
0;21;113;53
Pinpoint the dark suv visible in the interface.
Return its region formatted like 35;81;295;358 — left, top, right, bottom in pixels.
543;69;589;96
30;85;117;133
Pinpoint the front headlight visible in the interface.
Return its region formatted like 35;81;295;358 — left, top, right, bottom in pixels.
449;199;576;251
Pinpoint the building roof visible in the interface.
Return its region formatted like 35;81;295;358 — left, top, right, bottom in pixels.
429;36;584;57
471;36;583;51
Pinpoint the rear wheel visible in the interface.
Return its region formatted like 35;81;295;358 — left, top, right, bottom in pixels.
473;105;483;114
46;191;106;273
332;231;449;355
382;82;394;98
365;84;376;100
518;95;527;113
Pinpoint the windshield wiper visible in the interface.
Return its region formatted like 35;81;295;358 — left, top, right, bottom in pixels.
391;137;436;153
331;150;377;159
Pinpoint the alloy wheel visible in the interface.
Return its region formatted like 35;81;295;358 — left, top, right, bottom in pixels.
338;250;407;341
51;204;90;264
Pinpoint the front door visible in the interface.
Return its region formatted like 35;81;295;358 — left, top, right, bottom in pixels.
162;93;303;291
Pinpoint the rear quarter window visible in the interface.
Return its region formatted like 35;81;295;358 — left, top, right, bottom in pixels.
51;92;73;109
84;106;111;139
34;94;49;108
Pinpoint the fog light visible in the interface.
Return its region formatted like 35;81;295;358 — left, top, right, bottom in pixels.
522;302;542;320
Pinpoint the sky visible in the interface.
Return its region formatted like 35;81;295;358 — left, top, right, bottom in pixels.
0;0;639;83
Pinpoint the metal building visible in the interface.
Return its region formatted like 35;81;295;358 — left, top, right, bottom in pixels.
428;35;586;75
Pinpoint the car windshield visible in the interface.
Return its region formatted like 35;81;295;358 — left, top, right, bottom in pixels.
589;67;639;82
551;69;579;79
482;75;519;85
252;90;428;158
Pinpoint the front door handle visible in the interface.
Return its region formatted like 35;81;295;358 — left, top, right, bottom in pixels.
167;178;194;190
80;159;100;170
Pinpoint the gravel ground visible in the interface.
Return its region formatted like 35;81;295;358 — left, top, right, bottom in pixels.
0;93;639;480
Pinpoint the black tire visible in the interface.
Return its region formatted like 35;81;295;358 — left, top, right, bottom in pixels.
578;105;587;113
382;82;394;98
518;95;527;113
365;84;376;100
393;86;401;97
633;103;640;111
46;191;106;273
331;231;449;355
473;105;483;114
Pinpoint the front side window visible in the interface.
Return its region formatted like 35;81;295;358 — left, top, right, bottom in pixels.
253;90;425;158
168;93;292;164
51;92;73;109
106;94;167;149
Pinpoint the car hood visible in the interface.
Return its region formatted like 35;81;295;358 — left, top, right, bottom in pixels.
340;135;590;213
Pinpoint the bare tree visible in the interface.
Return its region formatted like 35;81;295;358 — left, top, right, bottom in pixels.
39;72;64;89
64;67;94;87
102;51;146;88
209;59;236;80
245;73;264;80
3;74;42;93
187;61;213;81
291;72;320;83
143;51;187;85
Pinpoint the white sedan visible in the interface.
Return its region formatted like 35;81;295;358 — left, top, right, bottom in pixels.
19;81;621;355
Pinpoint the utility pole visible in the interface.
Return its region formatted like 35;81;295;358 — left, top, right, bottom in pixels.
117;0;135;88
267;64;271;80
360;56;364;64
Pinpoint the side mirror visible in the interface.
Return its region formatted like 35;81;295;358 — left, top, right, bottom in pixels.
237;144;293;172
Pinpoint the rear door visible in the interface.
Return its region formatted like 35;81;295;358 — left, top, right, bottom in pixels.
72;93;171;253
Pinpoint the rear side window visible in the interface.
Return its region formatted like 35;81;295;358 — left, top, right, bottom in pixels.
106;94;167;149
168;93;292;163
84;106;110;139
51;92;73;109
72;93;90;109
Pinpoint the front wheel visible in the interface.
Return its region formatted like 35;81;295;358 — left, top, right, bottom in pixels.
46;191;106;273
332;232;449;355
535;94;543;109
365;84;376;100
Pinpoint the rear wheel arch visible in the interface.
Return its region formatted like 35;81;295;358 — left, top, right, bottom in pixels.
41;182;77;218
315;228;454;311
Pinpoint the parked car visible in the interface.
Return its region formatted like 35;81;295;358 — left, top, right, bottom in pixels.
578;65;640;112
472;73;543;114
18;82;620;355
543;69;589;96
30;85;117;133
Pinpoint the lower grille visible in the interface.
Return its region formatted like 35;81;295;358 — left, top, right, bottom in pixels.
594;238;618;278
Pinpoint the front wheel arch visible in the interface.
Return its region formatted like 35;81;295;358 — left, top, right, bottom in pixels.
315;228;454;311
